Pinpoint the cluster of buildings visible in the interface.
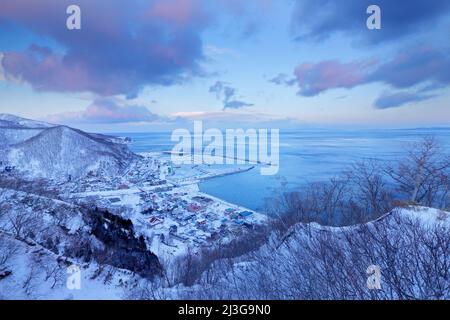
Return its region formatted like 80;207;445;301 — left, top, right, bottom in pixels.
138;188;261;253
61;153;265;258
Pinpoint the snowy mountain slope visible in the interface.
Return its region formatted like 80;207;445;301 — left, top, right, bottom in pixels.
0;114;129;146
0;188;162;299
0;114;54;147
0;114;55;129
2;125;137;180
0;232;140;300
0;127;45;147
174;206;450;300
0;198;447;299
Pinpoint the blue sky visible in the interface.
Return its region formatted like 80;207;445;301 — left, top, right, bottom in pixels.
0;0;449;132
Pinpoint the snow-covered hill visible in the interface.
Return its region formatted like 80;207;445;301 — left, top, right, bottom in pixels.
1;205;447;299
0;114;137;180
0;114;54;129
0;127;45;148
0;114;54;147
170;206;450;300
0;188;162;299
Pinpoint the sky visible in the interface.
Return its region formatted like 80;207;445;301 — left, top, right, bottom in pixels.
0;0;449;132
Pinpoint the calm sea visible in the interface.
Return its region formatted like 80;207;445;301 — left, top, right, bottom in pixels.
119;128;450;212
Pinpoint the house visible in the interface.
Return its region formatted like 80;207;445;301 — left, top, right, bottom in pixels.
196;219;206;226
187;203;202;212
230;212;240;220
243;222;254;229
192;196;213;204
108;197;121;204
224;208;236;215
169;225;178;235
182;213;195;221
239;211;254;218
118;184;130;190
149;216;164;226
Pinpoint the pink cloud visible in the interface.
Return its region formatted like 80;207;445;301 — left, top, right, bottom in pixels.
0;0;210;97
2;45;100;93
293;60;371;96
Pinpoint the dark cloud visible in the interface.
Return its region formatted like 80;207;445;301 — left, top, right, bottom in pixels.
0;0;276;98
46;98;162;124
369;47;450;88
0;0;211;97
374;92;435;109
269;45;450;108
209;81;253;110
271;46;450;108
291;0;450;44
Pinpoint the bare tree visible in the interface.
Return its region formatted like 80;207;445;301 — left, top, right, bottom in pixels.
42;261;64;289
347;159;393;219
126;277;170;300
7;210;39;239
386;136;450;206
0;234;19;273
22;262;39;297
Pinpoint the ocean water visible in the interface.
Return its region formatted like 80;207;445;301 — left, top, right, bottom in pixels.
121;128;450;212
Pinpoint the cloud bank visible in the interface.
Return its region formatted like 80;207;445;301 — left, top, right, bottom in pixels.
0;0;211;97
46;98;162;124
272;46;450;108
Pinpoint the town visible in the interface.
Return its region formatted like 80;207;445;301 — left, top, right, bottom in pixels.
61;153;267;259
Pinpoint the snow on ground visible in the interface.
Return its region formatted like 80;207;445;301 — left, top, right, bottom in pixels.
0;128;45;147
1;124;137;181
0;114;54;129
1;182;447;300
396;206;450;228
168;205;450;300
0;234;138;300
